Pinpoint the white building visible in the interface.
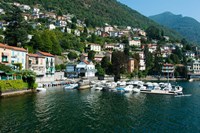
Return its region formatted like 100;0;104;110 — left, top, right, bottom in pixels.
138;52;146;71
76;61;97;78
56;20;67;27
33;7;40;15
49;24;56;30
187;60;200;74
185;51;195;58
104;26;114;32
10;47;28;70
129;39;141;47
87;44;101;52
20;5;31;11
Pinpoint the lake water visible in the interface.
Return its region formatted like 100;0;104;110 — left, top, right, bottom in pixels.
0;81;200;133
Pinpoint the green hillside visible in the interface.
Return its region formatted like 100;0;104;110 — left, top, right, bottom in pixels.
4;0;182;40
150;12;200;44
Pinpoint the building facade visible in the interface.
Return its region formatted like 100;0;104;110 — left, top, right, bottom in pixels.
0;43;27;70
162;64;175;78
26;54;46;76
37;51;55;75
127;58;134;73
87;44;101;52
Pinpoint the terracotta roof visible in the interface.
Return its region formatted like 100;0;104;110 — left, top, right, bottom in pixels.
28;53;45;58
163;64;174;66
37;51;54;57
0;43;27;52
83;60;89;65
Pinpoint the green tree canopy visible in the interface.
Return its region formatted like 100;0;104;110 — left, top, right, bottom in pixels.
68;52;78;60
4;5;29;46
88;50;96;61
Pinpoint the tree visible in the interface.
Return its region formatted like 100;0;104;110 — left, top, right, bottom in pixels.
170;54;180;64
96;64;105;77
153;45;163;75
0;64;12;73
71;17;77;23
21;70;36;89
88;50;96;61
101;56;112;75
112;51;126;81
40;30;53;52
4;5;29;46
29;33;43;51
68;52;78;60
49;32;62;55
144;45;153;71
146;26;161;40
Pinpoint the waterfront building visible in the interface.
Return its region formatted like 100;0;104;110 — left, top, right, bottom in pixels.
0;43;27;70
65;63;78;78
26;54;46;76
37;51;55;75
188;60;200;74
162;63;175;78
76;60;97;78
0;43;12;65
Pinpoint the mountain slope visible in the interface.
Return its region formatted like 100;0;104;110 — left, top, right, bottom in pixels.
4;0;182;40
150;12;200;44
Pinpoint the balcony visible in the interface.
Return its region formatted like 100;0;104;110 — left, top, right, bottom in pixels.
11;55;17;58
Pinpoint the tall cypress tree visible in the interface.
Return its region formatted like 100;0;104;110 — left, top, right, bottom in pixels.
4;5;28;46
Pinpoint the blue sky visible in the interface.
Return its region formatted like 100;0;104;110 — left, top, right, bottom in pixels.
118;0;200;22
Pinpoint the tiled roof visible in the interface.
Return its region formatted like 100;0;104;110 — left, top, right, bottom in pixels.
0;43;27;52
37;51;54;57
83;60;89;64
28;53;45;58
163;63;174;66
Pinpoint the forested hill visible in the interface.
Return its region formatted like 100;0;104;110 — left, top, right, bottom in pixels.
5;0;182;40
150;12;200;44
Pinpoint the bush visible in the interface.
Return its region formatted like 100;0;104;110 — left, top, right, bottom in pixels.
0;80;28;93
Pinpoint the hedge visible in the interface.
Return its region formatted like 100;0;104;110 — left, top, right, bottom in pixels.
0;80;29;93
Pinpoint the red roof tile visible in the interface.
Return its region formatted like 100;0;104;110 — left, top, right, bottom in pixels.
37;51;54;57
0;43;27;52
28;53;45;58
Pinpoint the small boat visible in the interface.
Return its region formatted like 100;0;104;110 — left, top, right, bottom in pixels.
116;87;125;92
36;87;46;92
124;85;133;93
189;79;194;82
95;87;103;91
63;84;78;90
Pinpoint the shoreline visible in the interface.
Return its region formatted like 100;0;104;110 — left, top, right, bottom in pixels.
1;89;36;98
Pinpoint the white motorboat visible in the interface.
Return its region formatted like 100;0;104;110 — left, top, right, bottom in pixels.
189;79;193;82
64;84;78;90
124;85;133;93
36;87;46;92
95;87;103;91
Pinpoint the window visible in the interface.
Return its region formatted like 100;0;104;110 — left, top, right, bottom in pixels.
2;56;8;62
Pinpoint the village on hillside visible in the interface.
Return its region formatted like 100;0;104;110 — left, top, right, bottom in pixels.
0;1;200;84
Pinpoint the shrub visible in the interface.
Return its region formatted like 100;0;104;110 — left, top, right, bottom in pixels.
0;80;28;93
